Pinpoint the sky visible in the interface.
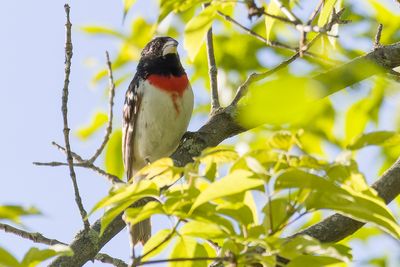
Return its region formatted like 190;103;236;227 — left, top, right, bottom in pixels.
0;0;399;266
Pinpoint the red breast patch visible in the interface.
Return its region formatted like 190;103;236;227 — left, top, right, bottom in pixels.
147;74;189;96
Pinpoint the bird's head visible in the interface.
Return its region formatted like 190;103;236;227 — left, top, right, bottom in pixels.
141;36;179;59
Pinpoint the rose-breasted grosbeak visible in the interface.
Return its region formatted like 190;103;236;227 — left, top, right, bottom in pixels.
122;37;193;245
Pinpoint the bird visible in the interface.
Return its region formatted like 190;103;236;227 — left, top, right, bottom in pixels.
122;36;194;247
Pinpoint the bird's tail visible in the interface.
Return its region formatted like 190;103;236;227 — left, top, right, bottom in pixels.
128;218;151;246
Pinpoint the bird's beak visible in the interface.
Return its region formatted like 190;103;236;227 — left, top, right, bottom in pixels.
162;40;178;56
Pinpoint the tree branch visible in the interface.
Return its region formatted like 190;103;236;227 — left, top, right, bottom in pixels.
0;222;66;246
88;51;116;163
203;3;220;113
0;222;126;267
50;22;400;267
61;4;90;231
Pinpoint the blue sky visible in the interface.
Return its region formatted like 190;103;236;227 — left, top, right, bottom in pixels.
0;0;399;266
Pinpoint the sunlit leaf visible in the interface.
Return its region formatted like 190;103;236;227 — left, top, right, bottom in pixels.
169;237;208;267
0;205;40;223
184;4;217;61
318;0;337;27
21;245;73;267
0;247;19;267
238;77;325;127
81;26;125;39
275;169;400;239
105;130;124;179
190;170;264;212
124;201;165;225
90;180;158;214
180;220;227;239
265;0;281;41
198;147;238;165
123;0;137;19
76;112;108;140
142;229;174;261
348;131;400;150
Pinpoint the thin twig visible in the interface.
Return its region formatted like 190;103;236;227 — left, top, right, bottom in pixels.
229;7;347;106
33;160;121;184
61;4;90;231
217;11;297;51
136;257;231;266
273;0;301;24
53;141;121;183
0;222;66;245
88;51;116;163
133;220;181;266
95;253;128;267
203;3;220;113
374;23;383;49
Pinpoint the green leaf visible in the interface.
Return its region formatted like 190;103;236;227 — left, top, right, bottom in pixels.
275;169;400;239
169;237;209;267
21;245;73;267
263;198;294;233
76;112;108;140
287;255;342;267
264;0;281;41
184;4;217;61
190;170;264;212
90;180;158;214
216;202;254;225
105;130;124;179
124;201;164;225
347;131;400;150
180;221;227;239
123;0;137;19
81;26;125;39
100;200;133;235
198;147;238;165
0;205;40;223
142;229;174;261
318;0;337;27
0;247;19;267
237;77;325;127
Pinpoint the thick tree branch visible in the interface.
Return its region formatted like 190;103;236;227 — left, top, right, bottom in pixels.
50;33;400;267
61;4;90;231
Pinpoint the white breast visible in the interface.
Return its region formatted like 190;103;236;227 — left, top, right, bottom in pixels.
130;80;193;173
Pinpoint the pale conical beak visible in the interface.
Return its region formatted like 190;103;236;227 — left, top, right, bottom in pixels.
162;40;178;56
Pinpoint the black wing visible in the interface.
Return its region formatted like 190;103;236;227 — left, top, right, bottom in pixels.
122;75;142;181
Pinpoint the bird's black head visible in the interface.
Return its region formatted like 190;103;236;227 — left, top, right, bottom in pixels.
141;36;179;59
137;36;185;77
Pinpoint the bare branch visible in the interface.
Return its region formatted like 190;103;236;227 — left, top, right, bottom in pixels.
230;33;322;106
217;11;297;52
88;51;116;163
61;4;90;231
203;3;220;113
374;23;383;49
0;222;66;245
273;0;301;24
95;253;128;267
33;160;121;184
